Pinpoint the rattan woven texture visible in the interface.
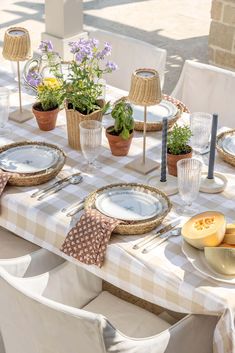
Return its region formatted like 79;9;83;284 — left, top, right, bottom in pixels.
84;183;171;235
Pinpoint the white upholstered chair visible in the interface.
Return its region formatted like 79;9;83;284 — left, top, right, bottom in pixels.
89;29;167;91
171;60;235;128
0;261;218;353
0;227;64;277
0;227;65;353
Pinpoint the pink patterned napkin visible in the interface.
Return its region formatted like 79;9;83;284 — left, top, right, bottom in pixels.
61;209;121;267
0;171;11;195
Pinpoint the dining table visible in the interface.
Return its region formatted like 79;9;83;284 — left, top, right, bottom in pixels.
0;63;235;353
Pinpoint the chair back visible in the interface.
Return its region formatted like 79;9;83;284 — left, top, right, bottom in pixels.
171;60;235;128
90;29;167;91
0;265;106;353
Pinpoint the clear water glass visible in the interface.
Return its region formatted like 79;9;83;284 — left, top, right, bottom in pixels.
177;158;202;216
80;120;102;172
0;88;11;136
190;112;212;155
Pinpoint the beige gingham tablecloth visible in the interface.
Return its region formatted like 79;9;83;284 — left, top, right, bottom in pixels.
0;67;234;353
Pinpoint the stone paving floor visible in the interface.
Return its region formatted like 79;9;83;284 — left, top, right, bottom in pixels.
0;0;212;93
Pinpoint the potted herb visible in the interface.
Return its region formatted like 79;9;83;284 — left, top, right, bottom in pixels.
106;101;134;156
167;124;192;176
63;38;117;149
31;77;63;131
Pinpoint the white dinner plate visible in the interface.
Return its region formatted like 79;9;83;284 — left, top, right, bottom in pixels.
182;241;235;284
133;100;178;123
221;135;235;155
95;188;164;221
0;145;60;174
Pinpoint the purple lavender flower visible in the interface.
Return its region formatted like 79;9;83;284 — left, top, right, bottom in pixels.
106;61;118;72
38;40;53;52
26;71;42;87
90;38;99;48
96;42;112;60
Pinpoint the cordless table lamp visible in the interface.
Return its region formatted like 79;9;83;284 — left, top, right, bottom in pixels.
2;27;33;123
126;68;162;174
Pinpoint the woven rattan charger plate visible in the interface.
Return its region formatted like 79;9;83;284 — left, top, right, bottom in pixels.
84;183;171;235
216;129;235;167
0;141;66;186
115;94;189;132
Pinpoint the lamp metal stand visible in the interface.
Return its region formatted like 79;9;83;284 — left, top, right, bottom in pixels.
9;61;33;123
126;105;160;175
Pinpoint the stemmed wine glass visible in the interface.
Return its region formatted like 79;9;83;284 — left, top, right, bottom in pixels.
79;120;102;173
177;158;202;216
190;112;212;158
0;88;11;136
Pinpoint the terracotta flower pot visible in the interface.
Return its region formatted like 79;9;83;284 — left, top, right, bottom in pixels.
106;127;133;156
65;99;105;150
32;103;59;131
167;147;192;177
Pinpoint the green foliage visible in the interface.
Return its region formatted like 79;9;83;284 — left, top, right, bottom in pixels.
37;78;63;111
63;61;103;114
110;101;134;139
167;124;192;155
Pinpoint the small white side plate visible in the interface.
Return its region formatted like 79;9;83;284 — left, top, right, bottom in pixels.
0;145;60;174
95;188;163;221
221;135;235;155
133;100;178;123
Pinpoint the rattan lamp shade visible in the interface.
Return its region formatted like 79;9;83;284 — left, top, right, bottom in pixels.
3;27;31;61
128;68;162;106
2;27;33;123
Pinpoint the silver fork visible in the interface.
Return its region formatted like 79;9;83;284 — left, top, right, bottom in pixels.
142;228;182;254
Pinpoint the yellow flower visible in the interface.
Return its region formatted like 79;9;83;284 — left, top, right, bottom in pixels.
42;77;61;89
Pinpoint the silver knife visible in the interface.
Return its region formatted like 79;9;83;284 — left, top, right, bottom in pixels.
132;219;180;250
31;173;80;198
37;175;83;201
66;202;85;217
61;197;86;213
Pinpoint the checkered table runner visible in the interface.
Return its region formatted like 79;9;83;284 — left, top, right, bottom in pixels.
0;67;234;353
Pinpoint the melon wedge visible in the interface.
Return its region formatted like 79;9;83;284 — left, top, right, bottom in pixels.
182;211;226;249
225;223;235;235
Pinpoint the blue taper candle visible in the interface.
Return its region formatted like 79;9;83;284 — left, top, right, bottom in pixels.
160;117;168;182
208;113;218;179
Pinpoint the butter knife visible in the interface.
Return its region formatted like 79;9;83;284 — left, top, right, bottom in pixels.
31;173;81;198
132;219;180;250
37;175;83;201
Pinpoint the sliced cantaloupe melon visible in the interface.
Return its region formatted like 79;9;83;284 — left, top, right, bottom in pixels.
219;243;235;248
182;211;226;249
225;223;235;235
223;233;235;245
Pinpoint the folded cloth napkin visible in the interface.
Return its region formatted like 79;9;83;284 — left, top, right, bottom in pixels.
0;171;11;196
61;209;121;267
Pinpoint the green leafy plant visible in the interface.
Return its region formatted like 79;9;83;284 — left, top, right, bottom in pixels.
109;101;134;139
36;77;63;111
167;124;192;155
63;38;117;115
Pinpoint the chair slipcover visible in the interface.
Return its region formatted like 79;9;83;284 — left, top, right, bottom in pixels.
171;60;235;127
89;29;167;91
0;261;218;353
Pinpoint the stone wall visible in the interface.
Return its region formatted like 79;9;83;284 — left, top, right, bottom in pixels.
209;0;235;70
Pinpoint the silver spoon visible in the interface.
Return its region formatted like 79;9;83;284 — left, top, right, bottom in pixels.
31;173;81;198
38;175;83;201
142;228;181;254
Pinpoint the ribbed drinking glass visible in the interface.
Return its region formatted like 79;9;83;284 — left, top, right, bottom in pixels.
190;112;212;155
177;158;202;215
80;120;102;172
